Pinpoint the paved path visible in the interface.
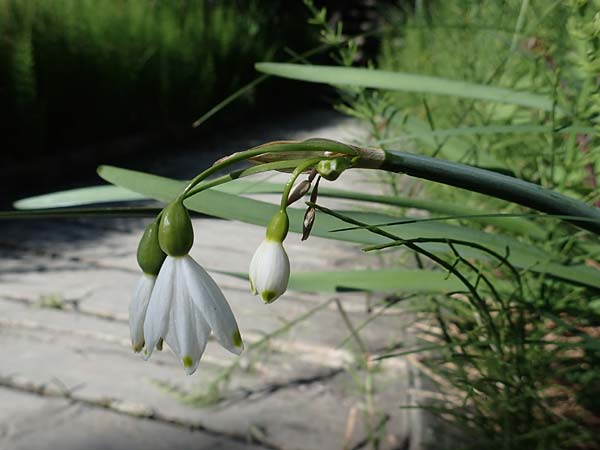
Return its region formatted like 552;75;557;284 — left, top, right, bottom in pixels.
0;111;428;450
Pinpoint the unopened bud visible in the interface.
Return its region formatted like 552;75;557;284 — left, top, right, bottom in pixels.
287;179;311;206
316;158;352;181
302;176;321;241
302;207;316;241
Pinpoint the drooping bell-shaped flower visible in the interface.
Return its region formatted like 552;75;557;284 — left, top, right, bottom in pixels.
141;200;243;374
249;210;291;303
130;220;166;353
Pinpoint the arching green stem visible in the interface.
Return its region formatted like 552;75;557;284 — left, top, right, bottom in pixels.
381;149;600;235
183;159;312;199
177;139;358;200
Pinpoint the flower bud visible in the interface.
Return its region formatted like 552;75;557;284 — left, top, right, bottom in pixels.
302;206;316;241
316;158;352;181
266;210;289;243
287;179;311;206
158;200;194;257
302;175;320;241
137;220;166;275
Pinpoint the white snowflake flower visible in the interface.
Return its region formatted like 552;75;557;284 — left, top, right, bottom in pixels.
249;239;290;303
249;209;291;303
133;201;243;375
143;255;243;374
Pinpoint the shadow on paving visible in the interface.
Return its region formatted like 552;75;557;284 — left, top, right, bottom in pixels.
2;109;345;208
0;109;347;252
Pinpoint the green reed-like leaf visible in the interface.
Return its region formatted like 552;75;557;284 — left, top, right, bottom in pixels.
255;63;560;111
14;177;544;238
223;268;465;294
368;124;599;147
7;165;597;287
94;165;600;289
13;185;146;209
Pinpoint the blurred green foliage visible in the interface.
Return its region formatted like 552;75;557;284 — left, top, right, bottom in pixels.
378;2;599;448
318;0;600;448
373;0;600;192
0;0;311;157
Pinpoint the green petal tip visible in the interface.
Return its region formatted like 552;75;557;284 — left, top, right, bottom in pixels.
261;291;278;303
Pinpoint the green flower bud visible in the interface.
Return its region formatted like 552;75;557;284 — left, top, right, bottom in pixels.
159;200;194;257
265;209;289;243
316;158;352;181
137;220;166;275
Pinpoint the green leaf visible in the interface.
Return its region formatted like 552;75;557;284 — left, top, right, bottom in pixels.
0;206;161;219
13;185;146;209
223;269;465;294
255;63;559;112
14;175;544;238
369;124;600;147
290;269;461;293
210;179;544;238
97;165;600;289
97;165;182;203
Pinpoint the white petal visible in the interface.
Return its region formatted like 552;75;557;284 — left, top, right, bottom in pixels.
248;246;260;295
181;255;244;355
252;240;290;303
143;257;176;360
162;259;185;357
249;239;270;292
163;259;210;375
129;274;155;352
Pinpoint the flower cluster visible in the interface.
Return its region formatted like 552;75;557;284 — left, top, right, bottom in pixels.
129;199;292;375
130;200;244;375
125;142;361;374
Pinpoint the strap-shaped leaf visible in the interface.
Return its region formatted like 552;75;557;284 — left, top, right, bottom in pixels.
255;63;559;111
222;269;466;294
14;177;543;237
95;165;600;289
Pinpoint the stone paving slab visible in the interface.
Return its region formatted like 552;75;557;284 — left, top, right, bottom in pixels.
0;111;426;450
0;390;271;450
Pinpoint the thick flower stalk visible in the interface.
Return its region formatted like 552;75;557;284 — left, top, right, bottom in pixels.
135;200;243;374
249;209;291;303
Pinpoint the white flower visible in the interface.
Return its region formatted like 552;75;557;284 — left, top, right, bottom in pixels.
143;255;243;375
249;239;290;303
129;273;156;353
